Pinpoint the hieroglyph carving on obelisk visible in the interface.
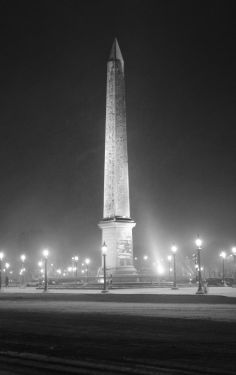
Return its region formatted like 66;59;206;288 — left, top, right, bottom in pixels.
99;39;136;276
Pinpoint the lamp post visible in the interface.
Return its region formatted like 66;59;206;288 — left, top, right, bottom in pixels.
167;255;172;280
42;249;49;292
20;254;26;285
5;262;10;287
220;251;226;286
0;252;4;291
74;256;79;278
171;246;178;289
101;242;108;293
195;237;204;295
71;257;75;277
232;247;236;283
85;258;90;283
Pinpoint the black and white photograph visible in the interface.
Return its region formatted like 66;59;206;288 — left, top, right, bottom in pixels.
0;1;235;374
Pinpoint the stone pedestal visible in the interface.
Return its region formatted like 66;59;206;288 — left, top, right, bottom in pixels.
98;217;137;276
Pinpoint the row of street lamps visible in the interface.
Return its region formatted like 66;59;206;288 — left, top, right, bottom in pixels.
162;237;205;294
1;240;235;294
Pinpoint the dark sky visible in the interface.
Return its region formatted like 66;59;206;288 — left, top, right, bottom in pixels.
0;0;235;269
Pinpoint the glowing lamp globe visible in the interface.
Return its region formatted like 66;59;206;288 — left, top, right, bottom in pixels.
42;249;49;258
101;242;107;255
220;251;226;259
0;252;4;261
195;238;202;248
171;245;178;254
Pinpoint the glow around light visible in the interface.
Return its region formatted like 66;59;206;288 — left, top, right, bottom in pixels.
101;242;107;255
0;252;4;260
42;249;49;258
20;254;26;262
85;258;90;265
56;269;62;275
38;261;43;267
220;251;226;259
5;262;10;269
157;263;165;275
195;238;202;248
74;256;79;262
232;247;236;255
143;255;148;261
171;245;178;254
167;255;172;261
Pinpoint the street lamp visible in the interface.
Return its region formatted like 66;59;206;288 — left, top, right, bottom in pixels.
56;268;61;277
195;236;204;295
171;245;178;289
167;255;172;280
220;251;227;286
74;256;79;278
71;257;75;277
20;254;26;285
231;247;236;283
85;258;90;283
0;252;4;291
42;249;49;292
101;242;108;293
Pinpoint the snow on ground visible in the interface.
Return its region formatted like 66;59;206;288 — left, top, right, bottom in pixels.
0;287;236;322
1;285;236;297
0;300;235;321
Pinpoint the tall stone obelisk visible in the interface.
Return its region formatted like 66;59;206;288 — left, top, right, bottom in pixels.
98;39;136;277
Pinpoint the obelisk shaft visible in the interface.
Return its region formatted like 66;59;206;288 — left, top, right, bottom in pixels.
99;39;136;277
103;39;130;219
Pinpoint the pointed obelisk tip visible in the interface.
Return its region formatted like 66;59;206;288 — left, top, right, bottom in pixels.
109;38;124;62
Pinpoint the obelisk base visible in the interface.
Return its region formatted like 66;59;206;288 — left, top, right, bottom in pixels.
98;218;137;278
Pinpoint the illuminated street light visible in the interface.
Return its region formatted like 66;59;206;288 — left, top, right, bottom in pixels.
85;258;90;283
42;248;49;292
171;245;178;289
220;251;227;286
101;242;108;293
71;257;76;277
195;236;204;295
143;255;148;261
232;247;236;283
20;254;26;286
74;255;79;278
56;268;61;276
0;252;4;291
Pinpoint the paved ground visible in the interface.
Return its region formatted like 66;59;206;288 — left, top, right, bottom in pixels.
0;288;235;374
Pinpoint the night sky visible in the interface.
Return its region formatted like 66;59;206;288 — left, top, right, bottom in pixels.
0;1;235;269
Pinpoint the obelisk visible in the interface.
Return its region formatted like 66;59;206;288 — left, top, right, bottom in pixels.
98;39;136;277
